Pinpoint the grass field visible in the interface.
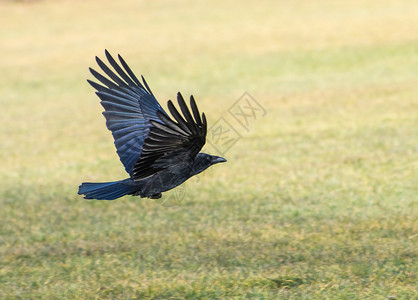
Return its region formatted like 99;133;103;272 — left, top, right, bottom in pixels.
0;0;417;298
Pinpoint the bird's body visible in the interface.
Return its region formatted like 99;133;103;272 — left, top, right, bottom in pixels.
78;51;226;200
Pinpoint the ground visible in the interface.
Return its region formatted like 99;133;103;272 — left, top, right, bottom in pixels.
0;0;417;298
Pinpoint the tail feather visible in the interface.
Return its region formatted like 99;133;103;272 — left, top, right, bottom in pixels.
78;179;137;200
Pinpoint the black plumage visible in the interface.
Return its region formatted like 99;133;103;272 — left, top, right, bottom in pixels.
78;50;227;200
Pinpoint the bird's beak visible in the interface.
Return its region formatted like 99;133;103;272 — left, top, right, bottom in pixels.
212;156;227;164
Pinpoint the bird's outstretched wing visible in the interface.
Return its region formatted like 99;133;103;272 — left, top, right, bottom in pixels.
132;92;207;180
89;50;207;180
88;50;165;175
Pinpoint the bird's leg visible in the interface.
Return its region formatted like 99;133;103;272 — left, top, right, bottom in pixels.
149;193;162;199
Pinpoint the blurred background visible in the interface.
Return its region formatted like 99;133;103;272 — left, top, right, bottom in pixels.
1;0;417;298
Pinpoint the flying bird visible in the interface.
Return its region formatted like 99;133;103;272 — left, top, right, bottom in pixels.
78;50;227;200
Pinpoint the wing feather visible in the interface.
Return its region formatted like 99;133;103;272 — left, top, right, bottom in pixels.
177;92;199;133
167;100;192;135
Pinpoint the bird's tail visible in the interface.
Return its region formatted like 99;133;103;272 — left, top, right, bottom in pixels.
78;179;137;200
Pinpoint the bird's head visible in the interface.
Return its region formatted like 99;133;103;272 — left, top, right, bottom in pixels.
190;153;227;176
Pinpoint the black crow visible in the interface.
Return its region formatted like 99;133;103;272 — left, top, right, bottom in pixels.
78;50;227;200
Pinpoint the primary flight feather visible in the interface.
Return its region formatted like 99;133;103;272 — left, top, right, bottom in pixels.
78;50;226;200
